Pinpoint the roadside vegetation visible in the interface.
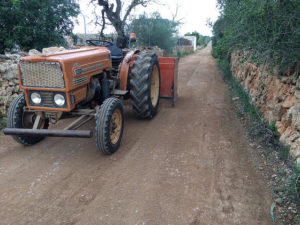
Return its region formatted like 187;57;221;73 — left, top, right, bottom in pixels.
0;0;79;53
213;0;300;223
127;12;179;53
0;118;6;131
213;0;300;71
1;0;205;56
218;57;300;224
176;51;194;58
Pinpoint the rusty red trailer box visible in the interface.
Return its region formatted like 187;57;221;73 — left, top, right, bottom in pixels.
158;57;179;105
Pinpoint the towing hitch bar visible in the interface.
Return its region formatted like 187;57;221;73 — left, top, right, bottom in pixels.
3;128;92;138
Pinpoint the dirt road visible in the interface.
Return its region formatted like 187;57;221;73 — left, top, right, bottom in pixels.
0;44;272;225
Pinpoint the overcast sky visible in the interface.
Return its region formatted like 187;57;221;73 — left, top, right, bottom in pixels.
73;0;220;36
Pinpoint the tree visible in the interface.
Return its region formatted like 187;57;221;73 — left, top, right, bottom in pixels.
127;12;179;53
0;0;79;53
212;0;300;68
92;0;154;37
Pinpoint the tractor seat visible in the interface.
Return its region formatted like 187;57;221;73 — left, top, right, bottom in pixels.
107;42;123;60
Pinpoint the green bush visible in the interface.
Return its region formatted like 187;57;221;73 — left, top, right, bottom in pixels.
0;0;79;53
267;121;281;138
0;118;6;131
212;0;300;70
127;12;179;53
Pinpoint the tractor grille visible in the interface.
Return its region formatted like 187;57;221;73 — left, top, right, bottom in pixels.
20;61;65;88
40;91;55;107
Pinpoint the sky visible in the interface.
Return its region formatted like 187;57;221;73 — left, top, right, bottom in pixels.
73;0;220;36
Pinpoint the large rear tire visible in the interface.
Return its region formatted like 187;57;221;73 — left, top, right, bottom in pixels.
95;97;124;155
7;94;49;146
130;50;161;119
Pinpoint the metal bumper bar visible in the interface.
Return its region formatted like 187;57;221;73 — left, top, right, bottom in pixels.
3;128;92;138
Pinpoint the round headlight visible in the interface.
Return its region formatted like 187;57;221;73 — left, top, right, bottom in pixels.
54;94;65;106
31;92;41;104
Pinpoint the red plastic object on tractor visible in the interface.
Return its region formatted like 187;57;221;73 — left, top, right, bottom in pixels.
158;57;179;105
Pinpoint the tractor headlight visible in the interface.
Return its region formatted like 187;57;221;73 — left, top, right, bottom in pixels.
54;94;65;106
31;92;41;104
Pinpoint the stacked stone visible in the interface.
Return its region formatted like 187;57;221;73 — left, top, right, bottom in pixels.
0;53;24;117
231;51;300;163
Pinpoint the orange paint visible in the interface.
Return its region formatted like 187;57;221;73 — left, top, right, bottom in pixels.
19;47;112;112
158;57;179;102
130;33;136;39
119;50;138;90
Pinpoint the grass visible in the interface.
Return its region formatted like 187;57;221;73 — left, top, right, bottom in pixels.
0;117;6;131
217;58;259;119
176;51;194;58
197;45;206;51
174;44;207;58
280;165;300;209
267;121;281;138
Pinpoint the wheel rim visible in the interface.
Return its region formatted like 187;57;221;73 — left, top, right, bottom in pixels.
110;109;122;145
150;65;159;106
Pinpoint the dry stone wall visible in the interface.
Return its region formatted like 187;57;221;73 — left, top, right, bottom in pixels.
0;53;24;117
231;51;300;163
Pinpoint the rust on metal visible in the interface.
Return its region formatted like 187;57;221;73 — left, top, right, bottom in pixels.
119;50;138;90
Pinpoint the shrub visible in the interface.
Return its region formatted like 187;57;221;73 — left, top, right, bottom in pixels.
213;0;300;70
0;0;79;53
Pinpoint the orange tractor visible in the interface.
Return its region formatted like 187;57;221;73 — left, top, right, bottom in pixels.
4;36;178;154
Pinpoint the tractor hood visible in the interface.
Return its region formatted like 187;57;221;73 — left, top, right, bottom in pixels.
20;47;111;64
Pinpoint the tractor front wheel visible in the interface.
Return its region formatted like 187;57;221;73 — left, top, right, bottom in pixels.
130;50;161;119
7;94;49;146
95;97;124;155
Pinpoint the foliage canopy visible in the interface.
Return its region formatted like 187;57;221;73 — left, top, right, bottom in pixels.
212;0;300;69
92;0;154;37
127;12;179;53
0;0;79;53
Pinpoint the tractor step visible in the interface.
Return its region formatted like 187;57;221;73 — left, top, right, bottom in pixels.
111;89;128;95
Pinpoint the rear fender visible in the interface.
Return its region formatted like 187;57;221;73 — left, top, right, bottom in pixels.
119;50;140;90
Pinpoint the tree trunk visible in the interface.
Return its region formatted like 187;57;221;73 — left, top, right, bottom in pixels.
96;0;152;37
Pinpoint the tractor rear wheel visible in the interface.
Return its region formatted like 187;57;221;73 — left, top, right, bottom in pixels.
130;50;161;119
95;97;124;155
7;94;49;146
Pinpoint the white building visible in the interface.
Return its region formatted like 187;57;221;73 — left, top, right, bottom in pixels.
183;36;197;51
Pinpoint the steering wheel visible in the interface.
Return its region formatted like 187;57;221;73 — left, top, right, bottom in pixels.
86;39;114;47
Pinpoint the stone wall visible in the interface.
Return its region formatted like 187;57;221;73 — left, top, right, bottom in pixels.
0;54;23;117
231;51;300;163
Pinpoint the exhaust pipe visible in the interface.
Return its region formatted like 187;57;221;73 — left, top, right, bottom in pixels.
3;128;92;138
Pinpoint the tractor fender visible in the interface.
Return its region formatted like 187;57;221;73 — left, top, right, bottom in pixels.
119;50;140;90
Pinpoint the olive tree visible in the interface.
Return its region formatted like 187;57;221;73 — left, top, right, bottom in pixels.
92;0;154;37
